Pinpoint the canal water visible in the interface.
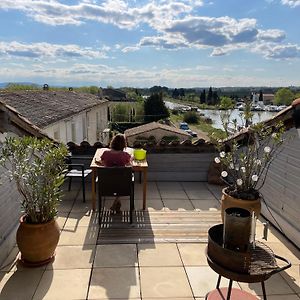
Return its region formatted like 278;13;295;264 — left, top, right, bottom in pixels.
165;101;277;129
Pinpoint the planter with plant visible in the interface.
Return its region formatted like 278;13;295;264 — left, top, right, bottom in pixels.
0;136;68;266
211;98;285;220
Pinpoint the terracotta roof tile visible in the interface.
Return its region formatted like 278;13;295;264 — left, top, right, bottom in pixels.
124;121;191;137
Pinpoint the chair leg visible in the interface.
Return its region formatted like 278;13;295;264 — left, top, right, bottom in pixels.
82;176;86;203
98;195;102;224
98;184;102;224
68;177;72;191
130;189;134;224
130;197;133;224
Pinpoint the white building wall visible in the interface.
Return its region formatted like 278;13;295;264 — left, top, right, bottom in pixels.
43;102;108;145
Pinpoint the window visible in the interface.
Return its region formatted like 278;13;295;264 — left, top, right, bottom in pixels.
71;122;76;142
96;112;100;131
53;130;60;140
82;115;86;140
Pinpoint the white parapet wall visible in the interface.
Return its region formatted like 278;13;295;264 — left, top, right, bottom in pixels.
0;164;21;267
146;152;215;181
260;128;300;248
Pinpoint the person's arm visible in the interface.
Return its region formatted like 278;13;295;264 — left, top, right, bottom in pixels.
100;150;109;166
124;151;133;166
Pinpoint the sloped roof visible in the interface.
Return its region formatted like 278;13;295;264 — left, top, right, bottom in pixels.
0;101;52;139
102;88;126;101
0;90;108;128
124;122;191;137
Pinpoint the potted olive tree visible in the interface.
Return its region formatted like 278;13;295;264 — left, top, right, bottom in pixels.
0;136;68;266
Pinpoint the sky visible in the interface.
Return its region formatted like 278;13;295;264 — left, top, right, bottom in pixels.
0;0;299;88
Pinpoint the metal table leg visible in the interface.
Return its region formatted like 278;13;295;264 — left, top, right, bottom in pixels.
216;275;222;289
226;279;233;300
261;281;267;300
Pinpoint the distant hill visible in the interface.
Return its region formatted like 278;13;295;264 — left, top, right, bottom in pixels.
0;82;40;89
0;82;8;88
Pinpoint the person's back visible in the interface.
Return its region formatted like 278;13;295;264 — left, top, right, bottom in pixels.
100;134;132;212
101;149;131;167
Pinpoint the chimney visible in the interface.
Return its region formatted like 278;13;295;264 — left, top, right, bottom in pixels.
43;84;49;91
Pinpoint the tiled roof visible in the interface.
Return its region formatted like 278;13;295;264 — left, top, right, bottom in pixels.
124;122;191;137
0;90;108;128
102;88;126;101
66;139;214;154
0;101;52;139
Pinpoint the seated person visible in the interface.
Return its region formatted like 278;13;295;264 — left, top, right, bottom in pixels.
101;134;132;212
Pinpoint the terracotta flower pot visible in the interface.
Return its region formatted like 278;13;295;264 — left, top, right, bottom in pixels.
221;187;261;222
16;216;60;267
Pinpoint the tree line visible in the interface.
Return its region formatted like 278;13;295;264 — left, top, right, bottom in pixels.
2;83;299;106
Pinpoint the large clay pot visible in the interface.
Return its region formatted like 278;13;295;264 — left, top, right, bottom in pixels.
16;216;60;266
221;188;261;222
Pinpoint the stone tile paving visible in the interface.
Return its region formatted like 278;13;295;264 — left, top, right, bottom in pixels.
0;181;299;300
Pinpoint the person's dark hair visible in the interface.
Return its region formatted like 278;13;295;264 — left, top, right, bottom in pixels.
110;134;127;151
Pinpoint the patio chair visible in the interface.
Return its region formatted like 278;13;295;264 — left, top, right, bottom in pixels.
97;166;134;224
65;158;92;202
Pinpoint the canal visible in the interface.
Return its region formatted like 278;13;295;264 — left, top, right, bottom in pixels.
164;101;278;129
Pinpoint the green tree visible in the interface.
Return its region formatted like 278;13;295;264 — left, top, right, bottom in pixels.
259;90;263;102
75;86;99;94
126;90;143;102
207;87;213;105
5;83;40;90
149;85;169;96
212;91;219;105
183;111;199;124
134;103;145;122
274;88;294;105
294;92;300;99
172;88;179;99
200;89;206;104
112;104;130;122
219;96;234;109
144;93;169;122
178;88;185;98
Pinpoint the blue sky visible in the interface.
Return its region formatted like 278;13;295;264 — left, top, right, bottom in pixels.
0;0;299;88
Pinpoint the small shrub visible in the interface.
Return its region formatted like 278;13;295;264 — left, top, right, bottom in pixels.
161;135;180;143
183;111;199;124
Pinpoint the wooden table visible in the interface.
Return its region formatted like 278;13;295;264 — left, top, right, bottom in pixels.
90;148;148;211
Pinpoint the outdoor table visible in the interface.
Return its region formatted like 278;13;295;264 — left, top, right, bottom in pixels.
90;148;148;211
205;241;291;300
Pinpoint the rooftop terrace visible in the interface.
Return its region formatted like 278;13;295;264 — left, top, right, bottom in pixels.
0;180;299;299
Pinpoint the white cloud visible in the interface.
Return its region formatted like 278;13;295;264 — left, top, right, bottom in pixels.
253;43;300;59
0;62;295;87
281;0;300;7
162;16;287;47
121;46;140;53
257;29;285;42
139;35;188;49
134;15;298;60
0;41;108;59
0;0;298;62
210;48;228;56
0;0;194;29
